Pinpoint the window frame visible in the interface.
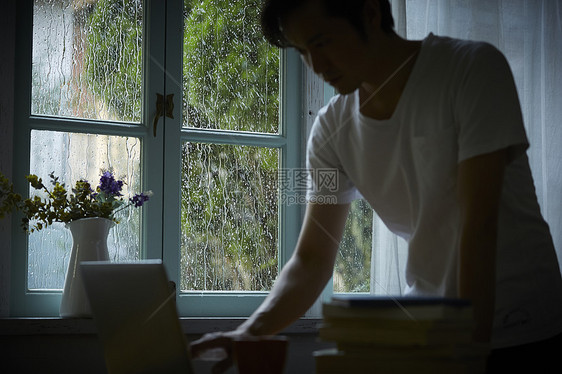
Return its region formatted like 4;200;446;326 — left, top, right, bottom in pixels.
162;0;305;316
9;0;309;318
10;0;168;316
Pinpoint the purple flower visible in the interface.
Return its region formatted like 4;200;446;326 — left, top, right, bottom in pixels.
98;171;123;196
130;192;150;207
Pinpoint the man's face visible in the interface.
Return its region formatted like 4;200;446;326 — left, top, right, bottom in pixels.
281;0;375;94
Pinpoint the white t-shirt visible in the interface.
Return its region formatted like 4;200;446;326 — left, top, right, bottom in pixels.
307;33;562;348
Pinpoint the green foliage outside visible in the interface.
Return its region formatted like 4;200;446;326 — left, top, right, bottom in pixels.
85;0;143;122
180;0;281;291
335;199;372;293
180;143;279;291
183;0;280;133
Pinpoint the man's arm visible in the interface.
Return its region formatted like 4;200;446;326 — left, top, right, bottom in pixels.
237;202;350;335
457;148;508;343
189;202;350;370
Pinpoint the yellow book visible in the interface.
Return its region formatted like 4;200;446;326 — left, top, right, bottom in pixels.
318;322;474;347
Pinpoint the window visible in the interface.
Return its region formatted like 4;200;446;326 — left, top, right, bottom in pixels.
26;0;145;286
12;0;154;316
179;0;281;300
174;0;304;316
10;0;301;317
11;0;374;317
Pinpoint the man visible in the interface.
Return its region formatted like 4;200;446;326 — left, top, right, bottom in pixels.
190;1;562;372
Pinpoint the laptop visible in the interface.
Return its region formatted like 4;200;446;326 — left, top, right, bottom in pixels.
81;260;194;374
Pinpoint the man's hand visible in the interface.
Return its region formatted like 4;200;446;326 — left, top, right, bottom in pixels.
189;330;251;374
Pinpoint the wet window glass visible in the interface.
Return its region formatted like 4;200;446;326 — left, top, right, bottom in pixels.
180;142;279;291
28;130;142;290
182;0;280;133
32;0;143;123
334;200;373;293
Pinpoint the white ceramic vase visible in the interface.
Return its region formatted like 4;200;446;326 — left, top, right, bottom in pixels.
59;217;114;318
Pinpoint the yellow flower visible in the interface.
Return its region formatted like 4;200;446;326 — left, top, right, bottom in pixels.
25;175;44;190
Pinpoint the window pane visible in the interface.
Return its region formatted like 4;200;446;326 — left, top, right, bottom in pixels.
32;0;143;122
333;199;373;293
27;130;142;290
182;0;280;133
180;142;279;291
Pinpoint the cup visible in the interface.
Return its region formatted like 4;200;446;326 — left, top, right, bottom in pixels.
233;336;289;374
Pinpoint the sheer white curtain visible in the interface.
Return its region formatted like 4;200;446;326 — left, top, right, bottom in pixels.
372;0;562;295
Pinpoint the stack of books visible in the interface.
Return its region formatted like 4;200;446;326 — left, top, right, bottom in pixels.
314;296;489;374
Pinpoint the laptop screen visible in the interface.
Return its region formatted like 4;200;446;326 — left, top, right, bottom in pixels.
81;260;193;374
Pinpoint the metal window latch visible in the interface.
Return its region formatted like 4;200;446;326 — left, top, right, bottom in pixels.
153;93;175;137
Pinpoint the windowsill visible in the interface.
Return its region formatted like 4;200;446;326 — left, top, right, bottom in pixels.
0;317;321;336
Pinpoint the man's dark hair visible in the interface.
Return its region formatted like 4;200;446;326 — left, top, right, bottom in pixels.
261;0;395;48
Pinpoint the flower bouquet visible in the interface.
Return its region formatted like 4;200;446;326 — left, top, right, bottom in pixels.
0;170;151;232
